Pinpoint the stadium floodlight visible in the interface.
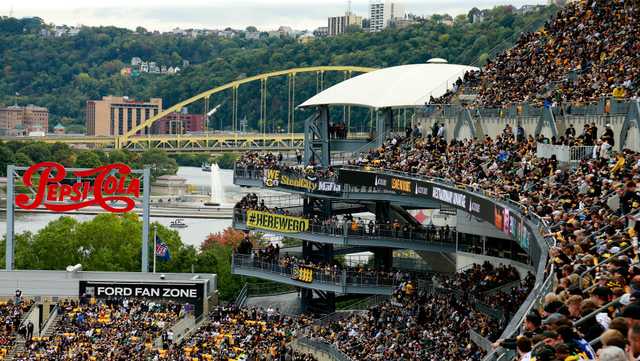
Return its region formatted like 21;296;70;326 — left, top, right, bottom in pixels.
66;264;82;273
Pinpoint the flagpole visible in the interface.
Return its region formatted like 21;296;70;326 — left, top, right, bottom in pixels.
153;224;157;274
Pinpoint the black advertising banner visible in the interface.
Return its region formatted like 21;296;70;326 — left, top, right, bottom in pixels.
389;176;413;194
264;168;318;192
413;180;431;198
79;281;206;316
337;168;535;250
338;169;377;187
339;169;497;222
338;169;415;195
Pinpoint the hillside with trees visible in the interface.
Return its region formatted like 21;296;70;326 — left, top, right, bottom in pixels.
0;5;556;133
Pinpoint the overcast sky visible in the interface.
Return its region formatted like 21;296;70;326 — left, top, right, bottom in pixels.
6;0;547;31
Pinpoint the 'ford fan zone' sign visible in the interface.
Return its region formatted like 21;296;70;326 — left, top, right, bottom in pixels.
15;162;141;213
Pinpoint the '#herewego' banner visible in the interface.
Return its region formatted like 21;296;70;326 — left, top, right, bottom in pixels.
246;210;309;233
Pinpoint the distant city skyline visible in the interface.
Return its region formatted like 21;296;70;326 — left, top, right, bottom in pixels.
6;0;548;32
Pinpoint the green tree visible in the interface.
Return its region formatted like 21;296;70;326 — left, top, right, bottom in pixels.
108;149;132;164
214;153;239;169
51;142;76;166
140;149;178;178
17;143;52;164
0;145;15;176
75;151;102;168
14;152;33;166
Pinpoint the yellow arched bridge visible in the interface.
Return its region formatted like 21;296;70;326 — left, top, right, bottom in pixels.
4;66;376;152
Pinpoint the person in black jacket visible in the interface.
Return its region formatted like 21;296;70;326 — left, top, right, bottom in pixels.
492;312;544;350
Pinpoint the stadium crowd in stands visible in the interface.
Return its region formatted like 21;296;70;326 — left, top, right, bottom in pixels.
303;274;512;360
16;299;182;360
232;103;640;359
0;297;33;358
436;0;640;107
235;151;336;179
164;305;315;361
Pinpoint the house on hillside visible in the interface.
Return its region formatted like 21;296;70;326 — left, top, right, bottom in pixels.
440;15;454;26
519;5;546;14
246;31;260;40
468;8;489;23
297;33;315;44
313;27;329;37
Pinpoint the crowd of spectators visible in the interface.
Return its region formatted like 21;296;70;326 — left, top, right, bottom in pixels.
16;298;182;360
235;152;336;180
0;296;33;358
438;261;523;294
165;305;316;361
436;1;640;108
303;264;529;361
234;187;456;244
235;194;455;242
537;121;615;149
329;122;348;139
338;112;640;360
233;112;640;358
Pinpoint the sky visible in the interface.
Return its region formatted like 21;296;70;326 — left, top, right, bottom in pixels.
6;0;548;31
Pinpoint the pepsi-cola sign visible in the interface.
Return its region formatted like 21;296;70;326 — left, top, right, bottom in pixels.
15;162;141;213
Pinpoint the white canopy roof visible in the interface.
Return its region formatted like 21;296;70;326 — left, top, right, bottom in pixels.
299;62;479;109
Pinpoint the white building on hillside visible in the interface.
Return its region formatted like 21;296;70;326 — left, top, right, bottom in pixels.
369;0;405;32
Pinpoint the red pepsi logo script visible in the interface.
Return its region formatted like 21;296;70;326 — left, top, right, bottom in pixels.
16;162;141;213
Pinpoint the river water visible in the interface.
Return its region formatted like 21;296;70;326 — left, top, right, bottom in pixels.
0;167;266;248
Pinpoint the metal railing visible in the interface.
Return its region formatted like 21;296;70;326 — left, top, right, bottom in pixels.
39;305;59;336
536;143;595;163
234;210;456;246
175;313;206;345
579;244;634;290
232;254;400;290
296;336;353;361
246;282;297;297
234;283;249;307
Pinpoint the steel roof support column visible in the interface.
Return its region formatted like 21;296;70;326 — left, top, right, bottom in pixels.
5;165;14;271
141;167;151;272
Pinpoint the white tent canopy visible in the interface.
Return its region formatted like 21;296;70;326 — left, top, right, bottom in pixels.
299;61;479;109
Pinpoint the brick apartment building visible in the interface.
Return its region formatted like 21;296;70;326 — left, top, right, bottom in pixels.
0;105;49;135
153;111;205;134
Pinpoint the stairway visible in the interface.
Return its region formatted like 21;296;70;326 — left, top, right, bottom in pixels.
6;302;40;361
6;338;26;360
40;313;60;338
415;250;457;274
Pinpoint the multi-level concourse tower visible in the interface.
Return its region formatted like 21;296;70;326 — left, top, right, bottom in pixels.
231;61;550;318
